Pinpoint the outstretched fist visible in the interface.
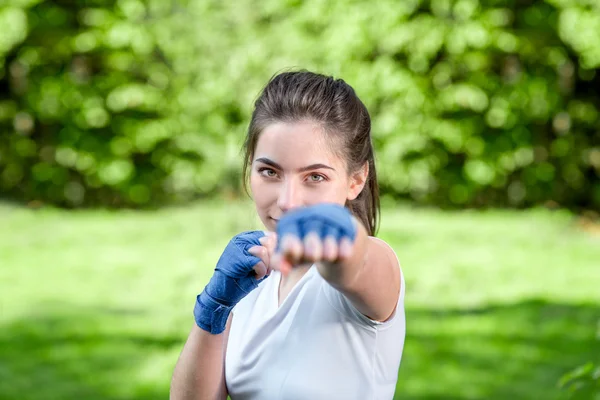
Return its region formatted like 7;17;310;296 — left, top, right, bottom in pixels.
273;203;357;275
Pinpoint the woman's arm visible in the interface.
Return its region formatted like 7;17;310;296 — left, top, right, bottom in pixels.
170;316;232;400
317;220;401;322
275;205;401;323
171;230;270;399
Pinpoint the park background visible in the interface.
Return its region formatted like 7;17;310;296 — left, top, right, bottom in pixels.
1;0;599;399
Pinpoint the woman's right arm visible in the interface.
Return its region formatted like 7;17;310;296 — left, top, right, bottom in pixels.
170;231;275;400
170;315;232;400
169;230;274;400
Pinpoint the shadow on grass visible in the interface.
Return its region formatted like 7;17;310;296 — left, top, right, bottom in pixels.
0;300;597;400
0;306;178;400
397;299;600;400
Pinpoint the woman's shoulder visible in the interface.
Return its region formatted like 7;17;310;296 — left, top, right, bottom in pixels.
367;236;405;300
367;236;401;267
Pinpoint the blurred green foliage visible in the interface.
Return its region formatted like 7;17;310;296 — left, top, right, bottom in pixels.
1;0;599;208
559;360;600;399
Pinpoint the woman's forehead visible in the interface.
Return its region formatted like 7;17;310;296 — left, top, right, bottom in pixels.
254;121;343;167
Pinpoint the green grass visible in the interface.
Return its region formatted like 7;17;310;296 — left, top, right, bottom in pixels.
1;200;598;399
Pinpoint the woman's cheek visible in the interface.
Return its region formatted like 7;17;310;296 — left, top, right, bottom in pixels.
312;183;342;205
252;179;274;207
250;175;264;201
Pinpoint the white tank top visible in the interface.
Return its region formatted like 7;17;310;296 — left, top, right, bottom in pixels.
225;261;406;399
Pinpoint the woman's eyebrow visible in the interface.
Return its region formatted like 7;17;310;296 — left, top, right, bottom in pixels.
298;163;335;172
255;157;335;172
255;157;282;170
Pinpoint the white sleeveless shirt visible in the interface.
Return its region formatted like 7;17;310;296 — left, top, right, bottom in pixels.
225;261;406;399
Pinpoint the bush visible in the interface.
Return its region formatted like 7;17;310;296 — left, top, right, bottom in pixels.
560;361;600;399
1;0;599;208
0;0;237;207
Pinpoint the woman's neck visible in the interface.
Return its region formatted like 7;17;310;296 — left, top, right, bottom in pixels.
278;263;312;306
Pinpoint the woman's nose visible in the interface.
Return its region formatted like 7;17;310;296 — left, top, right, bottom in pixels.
277;179;302;213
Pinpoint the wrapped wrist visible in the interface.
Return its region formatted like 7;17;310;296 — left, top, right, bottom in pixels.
192;230;266;334
193;290;234;334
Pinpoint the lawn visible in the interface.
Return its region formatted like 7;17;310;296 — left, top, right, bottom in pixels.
0;200;598;399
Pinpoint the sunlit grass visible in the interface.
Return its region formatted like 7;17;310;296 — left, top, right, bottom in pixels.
1;200;598;399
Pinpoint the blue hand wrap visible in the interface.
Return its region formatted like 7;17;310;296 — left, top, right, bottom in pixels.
276;203;356;250
194;230;265;334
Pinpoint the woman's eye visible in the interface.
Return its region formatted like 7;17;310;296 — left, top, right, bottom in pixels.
259;168;277;178
309;174;325;182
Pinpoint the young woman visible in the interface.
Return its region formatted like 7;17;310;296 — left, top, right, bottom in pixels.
170;71;405;399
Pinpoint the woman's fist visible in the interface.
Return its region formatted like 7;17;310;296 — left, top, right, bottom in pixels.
248;231;278;279
272;204;357;276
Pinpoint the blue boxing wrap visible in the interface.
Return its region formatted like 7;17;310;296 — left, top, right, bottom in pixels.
276;203;356;250
194;230;266;334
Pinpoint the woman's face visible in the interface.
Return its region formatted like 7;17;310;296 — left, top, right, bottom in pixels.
250;121;365;231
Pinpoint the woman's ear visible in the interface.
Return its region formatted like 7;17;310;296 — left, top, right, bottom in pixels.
347;162;369;201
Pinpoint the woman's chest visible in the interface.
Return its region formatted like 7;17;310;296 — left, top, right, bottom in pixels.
225;276;376;399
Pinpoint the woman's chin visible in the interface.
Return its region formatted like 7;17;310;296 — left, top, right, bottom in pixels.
261;217;277;232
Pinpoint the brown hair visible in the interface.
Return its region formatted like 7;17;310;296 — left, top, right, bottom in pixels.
242;70;380;236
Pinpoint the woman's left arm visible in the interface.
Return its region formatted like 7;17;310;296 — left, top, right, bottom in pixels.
275;204;401;322
316;219;401;322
